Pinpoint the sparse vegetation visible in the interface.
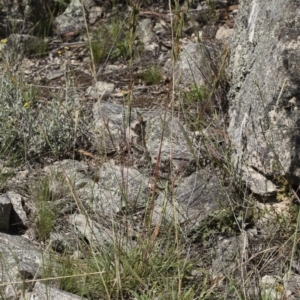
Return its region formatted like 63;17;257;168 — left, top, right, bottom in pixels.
0;69;89;163
26;37;49;57
90;16;143;64
0;1;299;300
139;65;162;85
30;176;58;241
56;236;196;299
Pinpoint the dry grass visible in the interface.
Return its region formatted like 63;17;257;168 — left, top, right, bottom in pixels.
0;1;299;300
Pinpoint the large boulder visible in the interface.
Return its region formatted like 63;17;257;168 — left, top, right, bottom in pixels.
0;233;46;298
152;171;227;230
228;0;300;195
54;0;95;36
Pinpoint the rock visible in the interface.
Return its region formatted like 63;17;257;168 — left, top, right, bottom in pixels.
0;194;12;231
54;0;95;36
215;25;233;41
5;263;38;299
228;0;300;195
211;234;244;278
283;274;300;300
0;232;46;296
30;281;88;300
174;42;219;88
86;81;115;99
7;191;28;231
68;214;112;246
44;159;90;192
255;202;291;238
77;161;149;215
47;70;64;80
88;6;103;24
145;112;199;175
93;102;141;154
261;275;283;299
44;159;149;218
153;171;225;228
103;64;127;74
50;232;68;253
94;101;200;175
136;18;159;54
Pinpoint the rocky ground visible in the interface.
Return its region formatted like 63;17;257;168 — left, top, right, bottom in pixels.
0;0;300;299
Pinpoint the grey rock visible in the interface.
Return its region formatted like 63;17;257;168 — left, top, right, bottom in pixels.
93;101;199;174
88;6;103;24
77;161;149;215
68;213;112;246
0;194;12;231
54;0;94;35
47;70;64;80
0;232;46;296
137;18;159;54
103;64;127;74
211;234;244;278
283;274;300;300
174;42;219;88
5;263;38;300
145;112;199;174
228;0;300;195
260;275;283;299
175;43;204;88
44;159;90;193
44;159;149;218
7;191;28;230
153;171;224;228
93;102;141;154
43;159;91;217
215;25;233;41
49;232;68;253
30;281;88;300
5;280;19;300
86;81;115;99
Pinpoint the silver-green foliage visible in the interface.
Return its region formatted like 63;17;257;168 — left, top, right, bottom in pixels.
0;73;86;161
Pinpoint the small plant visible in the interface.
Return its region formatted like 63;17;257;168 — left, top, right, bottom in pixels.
203;0;218;24
28;0;71;36
190;201;259;246
0;70;89;162
55;230;196;299
184;84;209;105
26;37;49;57
139;65;162;85
90;18;131;63
90;40;106;64
180;84;212;130
30;176;58;241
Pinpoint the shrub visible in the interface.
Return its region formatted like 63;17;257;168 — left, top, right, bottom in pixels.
139;65;162;85
0;71;89;163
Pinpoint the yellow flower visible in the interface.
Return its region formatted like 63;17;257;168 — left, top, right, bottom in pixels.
57;50;62;56
23;102;29;108
276;284;284;293
0;38;8;44
64;46;69;51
